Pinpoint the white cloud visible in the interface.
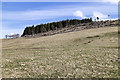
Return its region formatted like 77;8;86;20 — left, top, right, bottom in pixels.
3;10;72;21
101;0;119;4
102;18;118;21
93;11;108;20
73;10;86;19
2;2;117;21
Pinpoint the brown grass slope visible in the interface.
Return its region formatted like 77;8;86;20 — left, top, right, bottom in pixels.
2;27;118;78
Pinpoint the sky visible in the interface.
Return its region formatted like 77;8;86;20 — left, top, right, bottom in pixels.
1;1;118;39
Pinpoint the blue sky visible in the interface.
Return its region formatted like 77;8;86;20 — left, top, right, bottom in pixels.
1;2;118;39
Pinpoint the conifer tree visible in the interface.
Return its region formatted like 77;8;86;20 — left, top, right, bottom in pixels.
40;24;46;33
50;24;55;30
21;18;93;36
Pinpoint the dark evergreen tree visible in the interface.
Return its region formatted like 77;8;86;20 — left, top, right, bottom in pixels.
66;19;70;26
97;17;99;21
35;25;39;34
40;24;46;33
21;18;93;36
50;24;55;30
46;23;51;31
31;25;35;34
57;22;63;28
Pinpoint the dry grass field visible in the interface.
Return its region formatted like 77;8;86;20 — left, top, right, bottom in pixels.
2;27;118;78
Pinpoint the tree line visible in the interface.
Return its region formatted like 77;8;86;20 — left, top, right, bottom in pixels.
21;18;92;36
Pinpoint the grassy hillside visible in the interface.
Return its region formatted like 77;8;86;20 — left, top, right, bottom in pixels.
2;27;118;78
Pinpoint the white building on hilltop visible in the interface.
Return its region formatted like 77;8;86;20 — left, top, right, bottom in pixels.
5;34;20;39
